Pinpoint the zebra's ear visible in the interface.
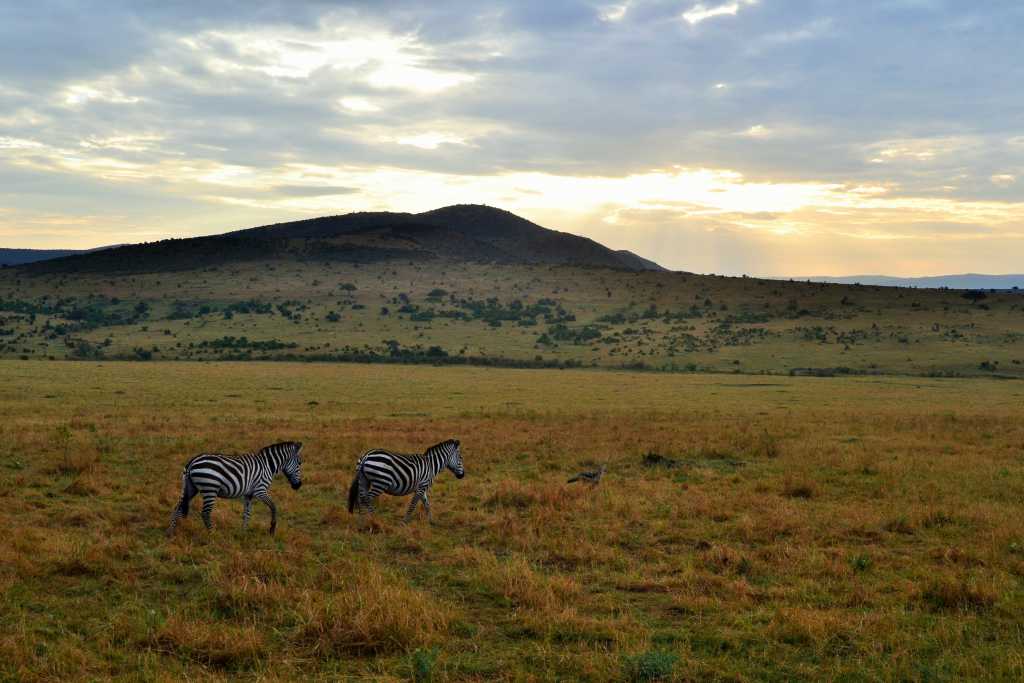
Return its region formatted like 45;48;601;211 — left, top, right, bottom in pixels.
453;439;460;447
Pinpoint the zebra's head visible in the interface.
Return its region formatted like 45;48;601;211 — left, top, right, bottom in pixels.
282;442;303;490
447;439;464;479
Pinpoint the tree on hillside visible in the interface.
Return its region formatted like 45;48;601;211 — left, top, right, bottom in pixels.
962;290;987;305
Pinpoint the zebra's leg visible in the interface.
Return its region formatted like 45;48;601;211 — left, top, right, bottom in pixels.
257;494;277;535
403;493;422;523
200;493;216;530
422;492;432;524
167;475;198;537
357;477;373;514
167;507;183;537
242;496;254;530
360;492;378;515
166;502;188;537
359;480;384;515
167;497;189;537
357;491;379;531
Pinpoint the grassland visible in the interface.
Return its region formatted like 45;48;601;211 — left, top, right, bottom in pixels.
2;361;1024;680
2;260;1023;377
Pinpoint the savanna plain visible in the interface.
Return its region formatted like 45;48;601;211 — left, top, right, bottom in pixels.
2;361;1024;681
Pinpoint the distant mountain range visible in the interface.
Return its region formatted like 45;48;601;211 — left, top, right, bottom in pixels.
0;245;121;267
1;248;89;266
795;274;1024;290
11;205;666;273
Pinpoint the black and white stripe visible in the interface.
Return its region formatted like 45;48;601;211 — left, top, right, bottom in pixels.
347;439;464;523
166;441;303;536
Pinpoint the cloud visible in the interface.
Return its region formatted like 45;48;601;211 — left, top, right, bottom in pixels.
682;1;758;26
269;184;358;197
599;4;629;22
338;97;380;113
391;132;468;149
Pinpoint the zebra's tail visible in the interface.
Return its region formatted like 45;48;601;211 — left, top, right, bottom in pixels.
347;471;360;513
178;468;197;516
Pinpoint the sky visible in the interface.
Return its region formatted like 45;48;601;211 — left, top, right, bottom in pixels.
0;1;1022;276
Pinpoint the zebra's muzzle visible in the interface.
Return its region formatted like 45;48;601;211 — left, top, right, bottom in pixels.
455;472;465;479
292;481;302;490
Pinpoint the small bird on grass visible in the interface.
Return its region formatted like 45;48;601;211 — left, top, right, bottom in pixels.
567;463;606;485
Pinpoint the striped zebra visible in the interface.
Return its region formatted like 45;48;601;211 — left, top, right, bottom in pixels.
347;439;464;524
166;441;303;537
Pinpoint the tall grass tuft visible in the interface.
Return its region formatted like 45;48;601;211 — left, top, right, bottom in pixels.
410;647;439;682
621;650;678;682
296;559;451;655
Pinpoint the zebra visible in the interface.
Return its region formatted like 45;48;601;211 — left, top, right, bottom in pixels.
347;439;464;524
166;441;303;537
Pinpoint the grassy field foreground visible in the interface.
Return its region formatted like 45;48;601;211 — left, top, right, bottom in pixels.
1;361;1024;680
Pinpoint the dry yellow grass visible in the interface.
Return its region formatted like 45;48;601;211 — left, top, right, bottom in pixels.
1;360;1023;680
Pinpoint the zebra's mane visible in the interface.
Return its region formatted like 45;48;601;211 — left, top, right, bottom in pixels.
424;439;458;456
258;441;301;457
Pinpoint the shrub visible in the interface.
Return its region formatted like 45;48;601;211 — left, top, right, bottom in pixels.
782;479;816;499
410;647;439;682
621;651;678;682
920;576;998;612
850;554;872;572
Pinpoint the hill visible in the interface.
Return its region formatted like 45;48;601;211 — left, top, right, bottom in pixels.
614;249;667;272
20;205;665;274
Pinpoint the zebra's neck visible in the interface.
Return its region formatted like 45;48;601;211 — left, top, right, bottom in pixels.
260;446;286;473
425;447;448;477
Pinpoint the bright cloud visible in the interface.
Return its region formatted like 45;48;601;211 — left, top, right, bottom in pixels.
338;97;380;113
599;3;629;22
0;136;45;150
79;134;164;152
181;27;474;94
390;132;468;150
62;81;140;107
683;1;757;25
867;137;976;163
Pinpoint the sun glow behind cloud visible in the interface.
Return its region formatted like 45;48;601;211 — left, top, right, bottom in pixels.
180;27;475;94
